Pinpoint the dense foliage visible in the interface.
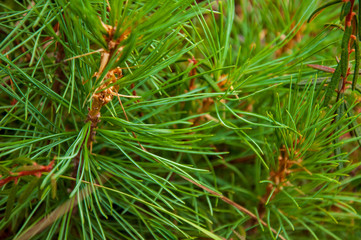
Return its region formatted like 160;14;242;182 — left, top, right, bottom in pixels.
1;0;361;239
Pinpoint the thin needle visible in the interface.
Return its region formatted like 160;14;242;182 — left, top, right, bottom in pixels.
64;48;104;62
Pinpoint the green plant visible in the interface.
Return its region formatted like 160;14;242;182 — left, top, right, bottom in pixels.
1;0;361;239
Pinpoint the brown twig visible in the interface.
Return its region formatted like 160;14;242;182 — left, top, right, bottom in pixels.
188;56;198;90
0;158;55;187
